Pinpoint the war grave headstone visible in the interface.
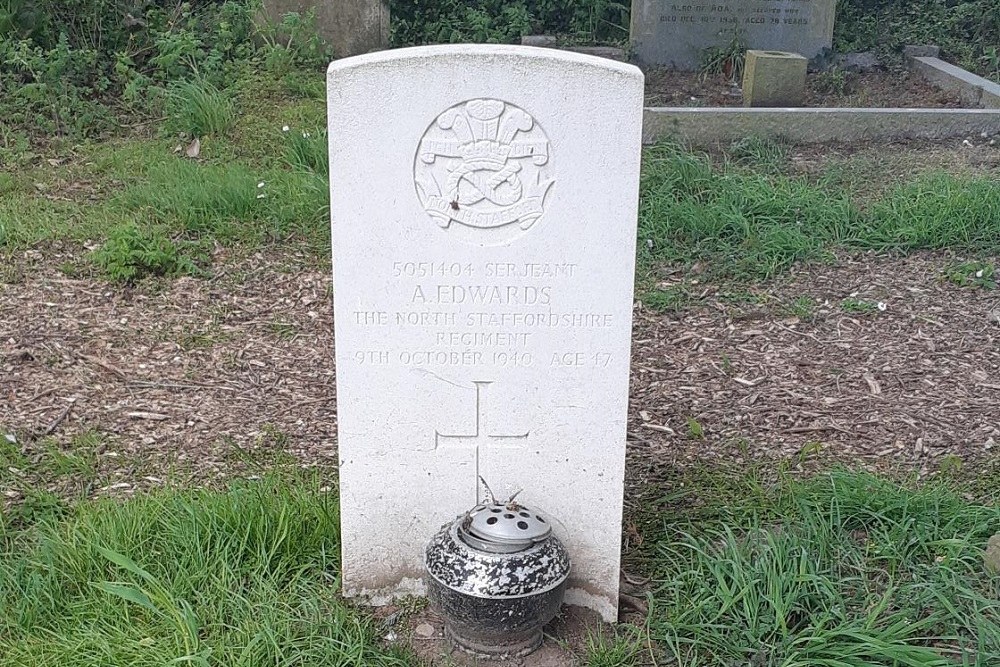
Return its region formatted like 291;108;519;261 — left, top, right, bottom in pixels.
630;0;837;70
327;45;644;622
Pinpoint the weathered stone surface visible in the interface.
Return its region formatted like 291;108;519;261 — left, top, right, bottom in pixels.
903;44;941;59
518;36;627;61
630;0;836;69
328;45;644;622
521;35;558;48
261;0;388;58
565;46;627;61
908;56;1000;109
641;107;1000;147
833;51;879;73
986;533;1000;576
742;50;807;107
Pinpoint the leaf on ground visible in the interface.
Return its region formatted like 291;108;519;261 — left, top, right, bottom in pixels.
91;582;158;614
97;546;159;585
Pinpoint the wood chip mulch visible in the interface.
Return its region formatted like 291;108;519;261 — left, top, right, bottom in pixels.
2;249;999;500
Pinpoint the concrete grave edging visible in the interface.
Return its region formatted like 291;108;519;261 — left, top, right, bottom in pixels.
906;56;1000;109
642;107;1000;147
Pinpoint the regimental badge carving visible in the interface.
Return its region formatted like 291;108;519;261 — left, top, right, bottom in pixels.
414;99;554;237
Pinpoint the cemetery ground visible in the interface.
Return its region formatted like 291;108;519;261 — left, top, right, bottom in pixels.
3;79;1000;665
644;68;967;108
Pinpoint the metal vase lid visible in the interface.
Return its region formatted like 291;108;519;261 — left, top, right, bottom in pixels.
460;501;553;553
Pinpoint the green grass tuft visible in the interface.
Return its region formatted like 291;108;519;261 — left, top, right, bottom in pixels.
840;297;881;315
648;469;1000;666
0;475;411;666
861;175;1000;252
585;626;645;667
283;126;329;176
728;136;788;173
164;80;236;138
638;141;1000;282
641;284;692;313
113;160;329;247
639;142;854;281
786;295;816;321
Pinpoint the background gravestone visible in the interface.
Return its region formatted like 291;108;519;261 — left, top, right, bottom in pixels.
630;0;837;70
262;0;388;58
328;45;643;622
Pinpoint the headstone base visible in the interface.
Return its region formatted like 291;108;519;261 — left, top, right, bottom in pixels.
743;50;808;107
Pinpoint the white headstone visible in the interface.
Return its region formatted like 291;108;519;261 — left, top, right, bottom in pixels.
328;45;643;622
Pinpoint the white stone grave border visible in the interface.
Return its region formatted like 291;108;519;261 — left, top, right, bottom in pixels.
641;107;1000;147
905;55;1000;110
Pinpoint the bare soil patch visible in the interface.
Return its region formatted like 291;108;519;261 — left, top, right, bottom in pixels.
1;249;337;497
629;252;1000;478
383;604;610;667
644;69;966;108
3;249;998;495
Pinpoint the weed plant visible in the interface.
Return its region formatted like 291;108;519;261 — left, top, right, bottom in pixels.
944;261;997;290
835;0;1000;74
699;35;747;82
90;223;200;284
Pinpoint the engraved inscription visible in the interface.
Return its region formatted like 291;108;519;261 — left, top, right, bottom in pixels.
414;99;554;238
344;262;618;369
433;381;529;499
657;1;816;31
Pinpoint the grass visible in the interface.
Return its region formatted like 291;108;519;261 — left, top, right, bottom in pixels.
585;626;644;666
0;71;330;279
841;297;882;315
1;429;102;520
283;126;329;176
3;82;999;289
786;295;816;321
638;141;854;282
944;260;998;290
114;160;328;244
642;284;692;313
638;140;1000;284
728;135;788;174
3;441;999;665
645;468;1000;667
0;475;411;666
0;120;330;281
164;80;237;139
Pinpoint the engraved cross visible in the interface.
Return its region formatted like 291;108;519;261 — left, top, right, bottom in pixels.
435;381;528;500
